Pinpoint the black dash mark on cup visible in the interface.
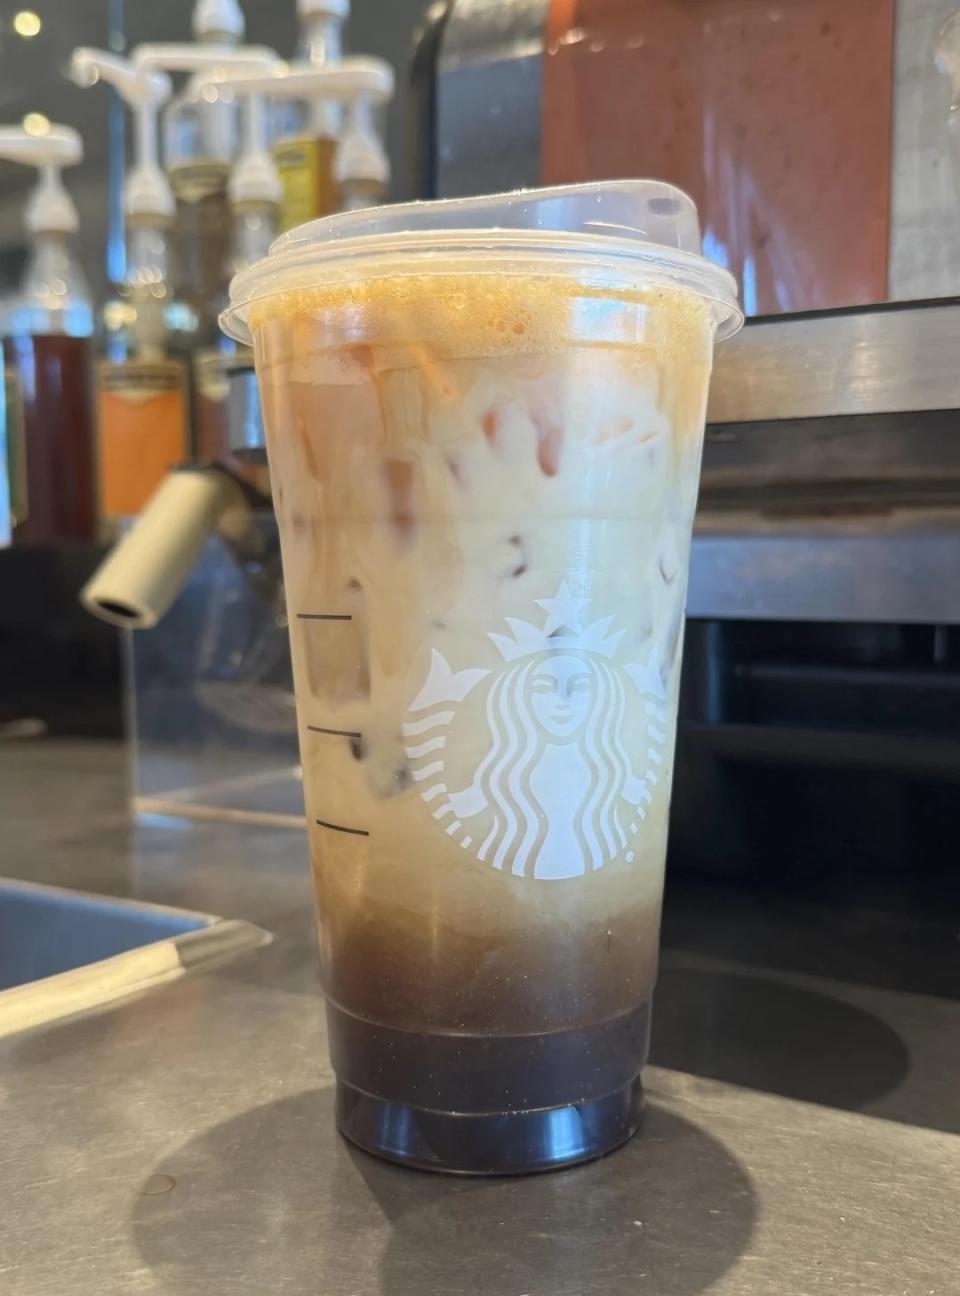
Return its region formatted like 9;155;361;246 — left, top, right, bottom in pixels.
316;818;370;837
308;724;363;739
296;613;352;621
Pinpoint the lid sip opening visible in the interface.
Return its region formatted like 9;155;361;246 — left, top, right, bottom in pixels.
221;180;743;346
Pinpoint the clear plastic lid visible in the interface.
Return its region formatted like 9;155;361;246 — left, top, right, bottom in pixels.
222;180;742;344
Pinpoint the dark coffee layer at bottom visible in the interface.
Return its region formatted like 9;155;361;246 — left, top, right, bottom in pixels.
326;999;651;1111
336;1075;644;1175
327;999;650;1173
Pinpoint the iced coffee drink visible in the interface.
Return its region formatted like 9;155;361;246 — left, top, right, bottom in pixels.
224;182;740;1172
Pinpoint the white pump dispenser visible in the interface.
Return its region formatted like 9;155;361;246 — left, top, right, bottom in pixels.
130;42;280;342
333;70;392;209
230;89;283;212
196;74;282;270
193;71;282;209
0;124;92;336
70;49;183;359
71;50;174;224
0;126;79;235
215;58;394;213
70;49;193;529
296;0;350;137
130;43;279;171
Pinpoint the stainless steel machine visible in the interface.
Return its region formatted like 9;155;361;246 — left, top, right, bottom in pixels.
408;0;960;891
677;303;960;882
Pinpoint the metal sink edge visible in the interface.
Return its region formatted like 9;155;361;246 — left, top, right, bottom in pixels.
0;877;272;1039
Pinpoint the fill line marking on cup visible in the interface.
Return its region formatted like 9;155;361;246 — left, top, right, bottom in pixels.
316;818;370;837
296;612;352;621
308;724;363;739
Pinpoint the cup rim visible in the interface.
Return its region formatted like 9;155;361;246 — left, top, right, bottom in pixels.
222;231;742;344
221;182;743;346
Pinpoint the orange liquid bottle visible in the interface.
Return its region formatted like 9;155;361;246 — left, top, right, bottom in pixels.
96;219;191;532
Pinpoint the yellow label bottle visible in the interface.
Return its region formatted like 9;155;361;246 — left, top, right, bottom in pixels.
273;134;339;232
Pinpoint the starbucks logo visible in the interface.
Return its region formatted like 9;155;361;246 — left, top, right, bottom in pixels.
403;581;670;881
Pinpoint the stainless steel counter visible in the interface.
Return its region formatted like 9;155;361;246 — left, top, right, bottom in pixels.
1;741;956;1295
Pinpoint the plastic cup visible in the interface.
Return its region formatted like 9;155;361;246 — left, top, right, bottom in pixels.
222;181;740;1174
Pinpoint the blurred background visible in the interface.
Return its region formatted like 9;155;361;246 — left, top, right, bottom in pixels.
0;0;430;276
1;0;960;921
0;0;432;297
4;1;960;308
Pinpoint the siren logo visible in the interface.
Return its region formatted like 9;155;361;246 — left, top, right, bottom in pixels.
403;581;670;881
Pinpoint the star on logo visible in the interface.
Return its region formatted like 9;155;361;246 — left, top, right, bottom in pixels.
535;580;589;637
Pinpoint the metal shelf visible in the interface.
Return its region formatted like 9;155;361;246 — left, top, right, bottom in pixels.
707;301;960;424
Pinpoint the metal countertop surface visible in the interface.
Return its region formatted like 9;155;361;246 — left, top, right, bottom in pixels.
0;741;956;1296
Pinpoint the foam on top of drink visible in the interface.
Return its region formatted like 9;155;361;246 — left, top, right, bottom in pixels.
249;270;714;367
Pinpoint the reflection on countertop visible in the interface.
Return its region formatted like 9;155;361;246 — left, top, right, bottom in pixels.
0;739;957;1295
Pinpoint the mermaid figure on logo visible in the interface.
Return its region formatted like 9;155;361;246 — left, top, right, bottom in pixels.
406;581;671;881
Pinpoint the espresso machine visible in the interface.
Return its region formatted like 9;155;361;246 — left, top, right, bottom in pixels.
681;305;960;889
407;0;960;898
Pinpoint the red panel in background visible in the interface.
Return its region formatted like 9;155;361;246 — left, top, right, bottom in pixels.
542;0;895;315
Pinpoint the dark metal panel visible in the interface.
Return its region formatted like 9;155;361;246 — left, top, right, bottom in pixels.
688;522;960;624
436;0;548;197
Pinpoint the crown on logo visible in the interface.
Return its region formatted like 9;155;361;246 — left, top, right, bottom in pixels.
489;579;625;662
